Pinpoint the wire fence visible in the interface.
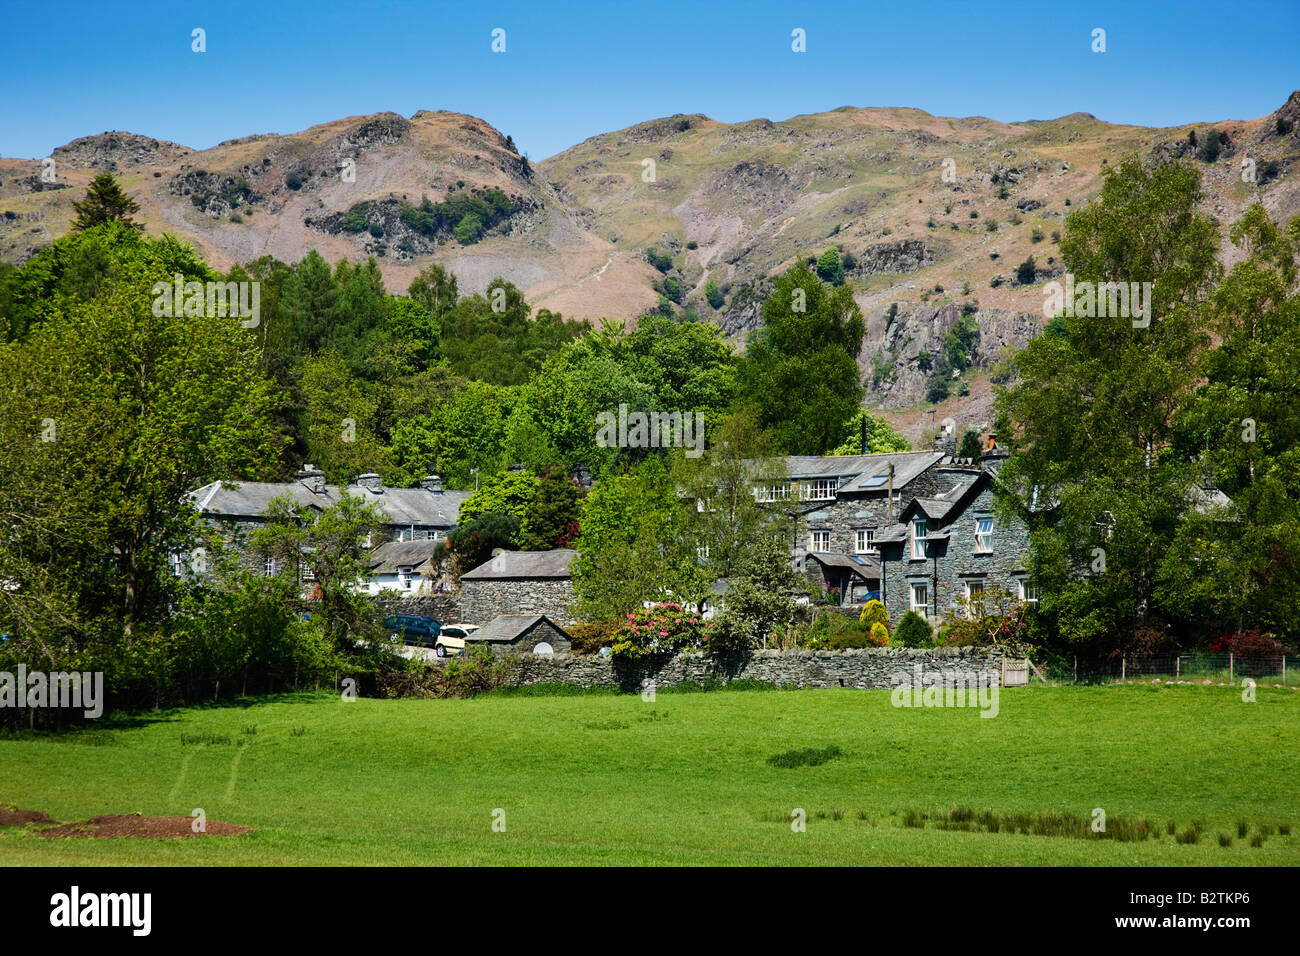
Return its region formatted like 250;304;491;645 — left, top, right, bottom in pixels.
1040;652;1299;685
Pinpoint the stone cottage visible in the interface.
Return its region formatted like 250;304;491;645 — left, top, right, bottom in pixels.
874;443;1036;624
458;549;579;625
752;451;946;602
186;466;469;587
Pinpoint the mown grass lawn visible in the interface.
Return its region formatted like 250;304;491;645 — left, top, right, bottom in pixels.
1;683;1297;865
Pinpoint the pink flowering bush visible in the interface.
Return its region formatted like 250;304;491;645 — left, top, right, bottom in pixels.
610;602;705;661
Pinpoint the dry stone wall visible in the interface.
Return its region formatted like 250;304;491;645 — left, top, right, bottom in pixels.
498;646;1012;693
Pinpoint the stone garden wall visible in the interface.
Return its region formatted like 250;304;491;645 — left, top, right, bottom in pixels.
499;646;1011;693
375;594;460;623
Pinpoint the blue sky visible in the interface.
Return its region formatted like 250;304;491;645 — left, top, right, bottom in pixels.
1;0;1296;161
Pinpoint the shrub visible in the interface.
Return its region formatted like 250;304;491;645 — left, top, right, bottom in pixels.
858;599;889;631
704;279;725;309
611;602;704;661
454;212;484;244
894;610;933;647
1031;227;1044;243
958;428;983;460
285;172;303;190
568;620;619;655
1015;256;1037;285
816;249;844;286
868;622;889;645
1211;631;1293;675
645;247;673;273
942;588;1031;647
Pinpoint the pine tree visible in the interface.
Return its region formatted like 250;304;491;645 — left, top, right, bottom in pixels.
71;173;140;231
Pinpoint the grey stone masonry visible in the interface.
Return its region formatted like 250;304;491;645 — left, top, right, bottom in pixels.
458;577;577;626
878;470;1033;624
801;467;943;556
375;595;460;623
489;646;1012;693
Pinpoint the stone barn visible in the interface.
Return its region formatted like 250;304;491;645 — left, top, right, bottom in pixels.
458;549;579;625
466;614;573;655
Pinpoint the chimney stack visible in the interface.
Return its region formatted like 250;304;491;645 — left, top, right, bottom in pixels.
570;462;592;488
355;472;383;494
420;474;443;494
935;421;956;458
296;464;326;494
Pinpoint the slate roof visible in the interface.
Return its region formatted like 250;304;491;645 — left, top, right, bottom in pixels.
459;549;579;580
807;552;881;579
873;524;910;544
773;451;945;491
368;540;439;574
1188;485;1234;515
190;479;470;528
466;614;571;644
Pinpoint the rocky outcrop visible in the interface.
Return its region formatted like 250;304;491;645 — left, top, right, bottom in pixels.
850;239;934;277
52;132;192;169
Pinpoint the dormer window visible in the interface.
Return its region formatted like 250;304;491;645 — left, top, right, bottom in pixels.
912;518;928;559
806;478;838;501
754;484;791;503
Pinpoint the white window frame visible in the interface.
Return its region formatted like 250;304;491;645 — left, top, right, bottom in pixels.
696;543;710;561
911;583;929;617
810;530;830;552
1018;579;1039;604
854;529;877;554
965;579;985;617
805;478;838;501
974;517;994;554
300;560;315;583
263;556;276;577
911;518;927;559
755;484;791;503
397;566;414;590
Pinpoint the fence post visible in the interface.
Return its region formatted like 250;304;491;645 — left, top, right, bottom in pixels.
1121;655;1126;681
1284;656;1287;684
1229;652;1234;681
1175;656;1180;679
1074;655;1078;683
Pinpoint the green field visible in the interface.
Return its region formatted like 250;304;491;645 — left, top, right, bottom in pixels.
2;683;1297;865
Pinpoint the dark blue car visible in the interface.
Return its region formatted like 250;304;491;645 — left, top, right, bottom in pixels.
383;614;441;647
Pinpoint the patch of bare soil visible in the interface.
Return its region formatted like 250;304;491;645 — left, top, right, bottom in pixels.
39;814;250;839
0;806;56;826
